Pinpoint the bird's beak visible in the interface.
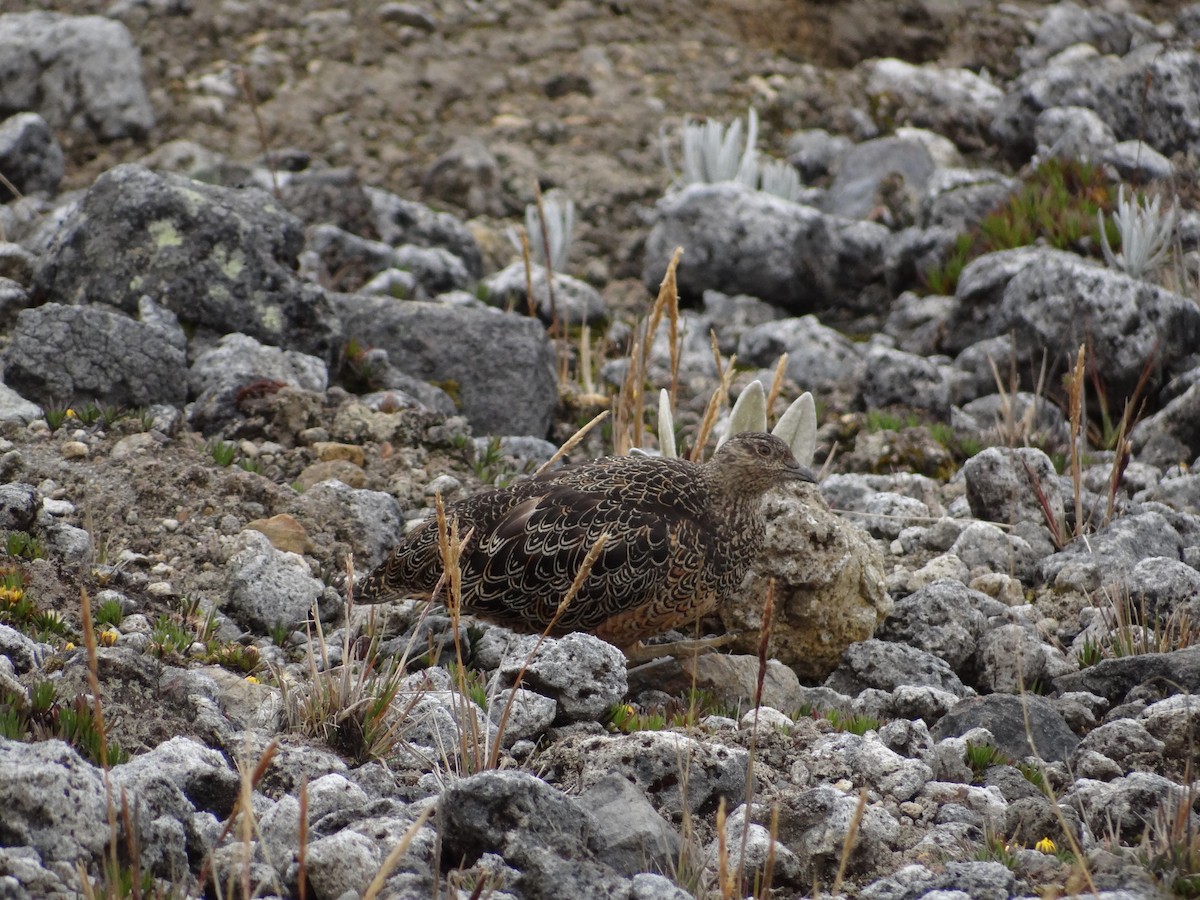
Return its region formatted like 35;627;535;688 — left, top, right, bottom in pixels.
788;463;818;484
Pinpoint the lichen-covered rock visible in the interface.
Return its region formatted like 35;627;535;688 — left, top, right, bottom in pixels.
721;481;889;681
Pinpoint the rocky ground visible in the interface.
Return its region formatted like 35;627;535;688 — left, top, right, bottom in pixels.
3;0;1200;898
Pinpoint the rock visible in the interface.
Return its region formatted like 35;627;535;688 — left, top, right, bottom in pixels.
862;60;1002;152
2;302;187;408
1139;694;1200;767
0;12;154;140
1103;140;1174;182
1124;556;1200;623
487;687;557;746
707;803;805;891
780;784;899;884
919;168;1017;233
825;639;973;699
304;830;379;899
189;333;329;399
0;482;38;532
1034;105;1117;161
365;186;483;277
244;513;311;555
332;292;557;436
298;480;406;574
820;135;936;224
423;136;506;217
932;694;1079;763
1040;511;1187;594
962;446;1064;558
974;623;1076;695
1131;381;1200;466
567;731;749;819
224;529;329;632
0;739;111;869
484;262;607;326
32;164;338;362
720;480;890;682
1055;645;1200;704
875;580;991;673
494;632;626;723
0;623;41;674
642;182;888;315
803;732;933;802
582;773;681;878
439;770;594;866
736;315;865;394
1068;771;1194;844
626;652;802;715
1073;718;1165;777
859;343;960;417
0;113;64;199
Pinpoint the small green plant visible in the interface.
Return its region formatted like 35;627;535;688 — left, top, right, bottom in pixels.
865;409;920;432
0;683;127;766
824;709;880;736
74;401;102;426
238;457;265;475
205;641;262;675
977;828;1021;870
448;663;490;710
269;621;292;648
44;405;73;431
149;616;194;659
94;597;125;628
966;741;1012;778
1017;761;1048;793
206;439;238;467
5;531;46;561
922;158;1118;295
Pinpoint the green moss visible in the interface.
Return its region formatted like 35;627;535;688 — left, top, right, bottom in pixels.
922;158;1119;295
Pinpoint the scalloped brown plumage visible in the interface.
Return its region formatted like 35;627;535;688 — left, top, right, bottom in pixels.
356;431;816;649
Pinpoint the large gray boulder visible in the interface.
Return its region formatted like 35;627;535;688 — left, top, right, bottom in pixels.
32;164;339;363
2;301;187;407
642;182;889;315
333;293;557;436
0;12;154;140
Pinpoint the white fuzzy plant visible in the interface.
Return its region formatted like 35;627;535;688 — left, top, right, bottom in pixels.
652;381;818;468
508;193;575;272
1097;185;1177;280
664;107;802;203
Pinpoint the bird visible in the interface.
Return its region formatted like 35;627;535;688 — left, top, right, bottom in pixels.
356;431;816;651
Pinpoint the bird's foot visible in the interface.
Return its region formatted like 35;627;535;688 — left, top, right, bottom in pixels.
623;633;739;666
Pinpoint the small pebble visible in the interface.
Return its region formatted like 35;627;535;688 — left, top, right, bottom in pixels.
61;441;89;459
42;499;74;517
162;518;180;532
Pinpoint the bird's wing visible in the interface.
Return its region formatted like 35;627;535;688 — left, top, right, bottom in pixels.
459;480;715;633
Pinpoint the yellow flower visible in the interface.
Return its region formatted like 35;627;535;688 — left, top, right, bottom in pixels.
245;675;260;684
1035;837;1056;854
64;642;75;651
99;630;119;646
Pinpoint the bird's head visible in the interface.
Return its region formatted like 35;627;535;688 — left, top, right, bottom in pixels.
707;432;817;495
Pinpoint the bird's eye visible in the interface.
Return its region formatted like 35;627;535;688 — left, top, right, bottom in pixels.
756;443;771;457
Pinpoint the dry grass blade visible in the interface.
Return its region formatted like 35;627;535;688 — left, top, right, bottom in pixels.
690;341;737;461
488;531;610;768
533;182;560;339
362;806;434;900
1019;453;1067;549
830;788;868;896
735;578;775;897
236;67;279;200
535;409;610;476
298;778;309;900
716;797;732;900
645;246;683;404
765;353;788;424
517;226;536;318
1067;344;1086;538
